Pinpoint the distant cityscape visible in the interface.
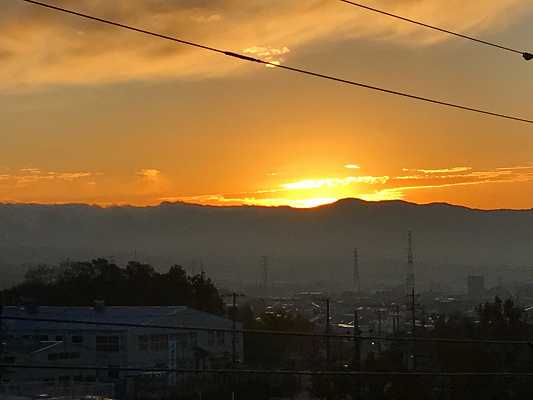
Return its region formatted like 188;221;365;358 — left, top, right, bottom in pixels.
2;223;533;399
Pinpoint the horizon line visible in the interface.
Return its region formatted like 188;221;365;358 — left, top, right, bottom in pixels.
1;197;532;213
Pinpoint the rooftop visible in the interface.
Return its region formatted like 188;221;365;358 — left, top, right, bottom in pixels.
1;306;236;331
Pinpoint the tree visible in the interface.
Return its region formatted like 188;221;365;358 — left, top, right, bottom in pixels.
189;272;224;315
244;309;313;368
24;264;56;285
2;259;225;315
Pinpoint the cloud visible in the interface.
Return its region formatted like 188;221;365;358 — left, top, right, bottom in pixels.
281;176;389;190
415;167;472;174
19;168;42;174
1;0;530;89
56;172;93;181
190;14;223;24
0;168;95;187
386;165;533;199
495;164;533;171
401;166;472;175
243;46;290;65
137;168;161;179
344;164;360;170
243;46;290;58
394;168;522;182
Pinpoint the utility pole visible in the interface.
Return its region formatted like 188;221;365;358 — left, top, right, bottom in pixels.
231;292;237;400
353;309;361;400
325;298;330;368
377;309;384;353
353;309;360;370
231;292;237;368
408;288;418;370
393;304;401;336
0;291;5;383
325;298;331;400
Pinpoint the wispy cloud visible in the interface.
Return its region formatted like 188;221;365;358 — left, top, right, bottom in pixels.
137;169;161;179
0;168;96;187
56;172;93;181
495;164;533;171
402;166;472;174
243;46;290;67
344;164;361;170
190;14;223;24
386;165;533;200
19;168;41;174
281;176;389;190
394;168;522;182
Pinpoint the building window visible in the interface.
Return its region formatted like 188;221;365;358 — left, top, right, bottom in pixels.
55;336;63;342
2;356;15;364
150;334;168;352
208;331;215;346
138;335;149;351
216;331;224;346
96;336;120;352
72;335;83;344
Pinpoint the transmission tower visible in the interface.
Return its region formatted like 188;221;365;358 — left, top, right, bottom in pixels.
353;248;361;293
260;256;269;294
406;231;415;294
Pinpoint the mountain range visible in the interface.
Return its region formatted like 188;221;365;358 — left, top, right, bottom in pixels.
1;198;532;292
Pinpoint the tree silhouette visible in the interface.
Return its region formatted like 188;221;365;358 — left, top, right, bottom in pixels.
1;259;224;315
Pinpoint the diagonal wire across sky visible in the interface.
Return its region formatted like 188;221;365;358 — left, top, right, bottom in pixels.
14;0;533;125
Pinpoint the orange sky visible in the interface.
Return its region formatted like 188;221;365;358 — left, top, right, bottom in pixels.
1;0;533;209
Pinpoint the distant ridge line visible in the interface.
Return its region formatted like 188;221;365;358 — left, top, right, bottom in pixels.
1;198;533;212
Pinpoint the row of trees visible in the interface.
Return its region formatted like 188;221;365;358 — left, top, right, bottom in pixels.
1;258;224;314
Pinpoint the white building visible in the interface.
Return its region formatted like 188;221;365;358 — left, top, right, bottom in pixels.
1;305;243;386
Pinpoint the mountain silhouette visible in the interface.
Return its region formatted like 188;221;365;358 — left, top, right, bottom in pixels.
1;199;532;291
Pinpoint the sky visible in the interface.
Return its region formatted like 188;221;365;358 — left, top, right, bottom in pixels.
2;0;533;209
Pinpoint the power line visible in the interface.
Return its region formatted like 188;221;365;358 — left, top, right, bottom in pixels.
338;0;533;61
2;315;532;346
17;0;533;125
3;364;533;377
